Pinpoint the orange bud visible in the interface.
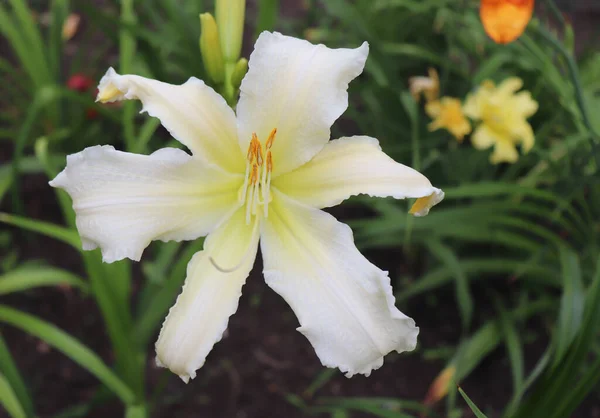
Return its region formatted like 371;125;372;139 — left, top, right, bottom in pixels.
424;366;456;406
480;0;534;44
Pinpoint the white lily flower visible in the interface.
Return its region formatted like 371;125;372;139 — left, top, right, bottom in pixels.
50;32;444;382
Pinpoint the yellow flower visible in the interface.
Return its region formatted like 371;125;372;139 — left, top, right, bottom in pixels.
425;97;472;141
464;77;538;164
409;68;439;104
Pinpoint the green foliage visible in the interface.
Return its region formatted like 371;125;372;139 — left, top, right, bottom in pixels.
0;0;599;417
458;387;488;418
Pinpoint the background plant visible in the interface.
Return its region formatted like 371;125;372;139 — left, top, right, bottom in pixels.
0;0;599;417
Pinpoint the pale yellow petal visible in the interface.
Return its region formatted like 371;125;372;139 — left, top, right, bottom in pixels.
513;121;535;153
155;207;259;382
261;191;418;377
425;100;442;118
463;81;495;120
471;125;497;150
491;139;519;164
49;146;241;262
97;68;243;172
496;77;524;97
426;97;471;141
273;136;443;210
237;32;368;175
512;91;538;118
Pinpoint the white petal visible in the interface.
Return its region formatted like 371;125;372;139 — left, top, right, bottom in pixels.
237;32;368;175
273;136;443;210
261;191;418;377
97;68;243;172
50;145;241;263
155;207;259;382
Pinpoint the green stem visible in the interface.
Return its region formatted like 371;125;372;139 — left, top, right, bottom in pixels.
533;25;600;140
120;0;137;151
532;23;600;168
543;0;566;28
222;61;236;105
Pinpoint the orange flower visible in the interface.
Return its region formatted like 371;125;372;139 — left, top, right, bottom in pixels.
480;0;534;44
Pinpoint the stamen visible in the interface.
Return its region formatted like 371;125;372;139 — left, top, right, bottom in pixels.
239;162;251;203
263;151;273;217
241;129;277;223
266;151;273;172
266;128;277;149
251;180;260;215
247;133;259;161
245;184;253;224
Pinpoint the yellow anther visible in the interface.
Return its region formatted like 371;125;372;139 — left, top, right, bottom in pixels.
266;128;277;149
247;134;258;161
247;132;265;165
266;151;273;173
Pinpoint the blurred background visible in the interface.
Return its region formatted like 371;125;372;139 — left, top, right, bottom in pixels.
1;0;599;417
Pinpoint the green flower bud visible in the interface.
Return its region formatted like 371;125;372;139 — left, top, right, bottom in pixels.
230;58;248;92
199;13;225;84
215;0;246;63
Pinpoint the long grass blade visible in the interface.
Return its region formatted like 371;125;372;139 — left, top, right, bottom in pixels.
0;335;33;417
0;305;136;405
0;373;26;418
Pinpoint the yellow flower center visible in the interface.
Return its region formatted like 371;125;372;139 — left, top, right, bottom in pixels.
482;103;509;136
239;128;276;224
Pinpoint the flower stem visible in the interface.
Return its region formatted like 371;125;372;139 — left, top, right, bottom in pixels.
120;0;137;152
532;22;600;167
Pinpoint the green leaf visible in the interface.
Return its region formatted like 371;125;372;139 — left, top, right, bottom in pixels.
494;299;524;395
304;368;337;398
7;0;50;82
0;265;88;295
0;213;81;250
552;246;585;367
255;0;280;38
81;252;140;398
0;165;12;203
0;4;46;89
48;0;69;79
125;404;147;418
458;387;488;418
0;334;33;417
398;259;560;301
0;305;136;405
317;397;431;417
0;372;26;418
332;411;350;418
425;240;473;331
134;239;204;346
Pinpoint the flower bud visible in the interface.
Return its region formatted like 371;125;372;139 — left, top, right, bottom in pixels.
230;58;248;92
215;0;245;63
199;13;225;84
